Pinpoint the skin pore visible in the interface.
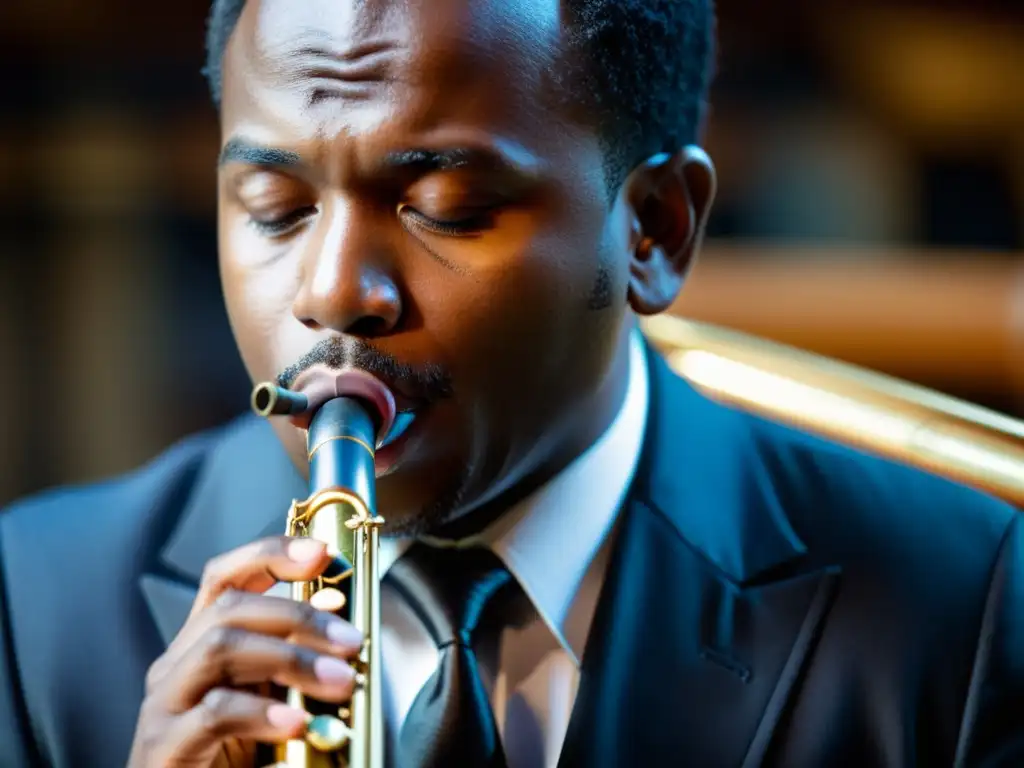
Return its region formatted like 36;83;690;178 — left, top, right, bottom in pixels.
217;0;716;537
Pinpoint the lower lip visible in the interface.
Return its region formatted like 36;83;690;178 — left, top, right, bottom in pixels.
374;412;421;477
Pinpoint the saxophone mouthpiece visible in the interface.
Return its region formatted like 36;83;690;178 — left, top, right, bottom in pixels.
251;383;309;417
250;368;397;449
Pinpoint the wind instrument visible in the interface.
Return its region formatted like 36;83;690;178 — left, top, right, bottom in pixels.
252;367;394;768
641;315;1024;508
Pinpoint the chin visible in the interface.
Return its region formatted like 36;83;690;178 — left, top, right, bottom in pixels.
373;463;475;537
271;405;476;535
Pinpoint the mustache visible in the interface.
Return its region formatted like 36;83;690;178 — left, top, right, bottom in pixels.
276;337;454;402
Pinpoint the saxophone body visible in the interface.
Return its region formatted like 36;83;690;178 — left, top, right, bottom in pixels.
252;371;392;768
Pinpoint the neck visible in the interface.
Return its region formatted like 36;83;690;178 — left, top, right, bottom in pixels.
432;321;636;541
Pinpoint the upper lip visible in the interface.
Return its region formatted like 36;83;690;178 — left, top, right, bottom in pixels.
307;366;430;414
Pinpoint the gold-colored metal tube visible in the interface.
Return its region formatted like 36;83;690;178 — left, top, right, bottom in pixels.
641;315;1024;508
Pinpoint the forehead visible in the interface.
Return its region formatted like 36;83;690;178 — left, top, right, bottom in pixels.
221;0;570;147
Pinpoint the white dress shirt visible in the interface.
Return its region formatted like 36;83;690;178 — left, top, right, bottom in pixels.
377;328;650;767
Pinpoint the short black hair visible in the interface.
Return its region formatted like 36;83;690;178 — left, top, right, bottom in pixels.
203;0;716;192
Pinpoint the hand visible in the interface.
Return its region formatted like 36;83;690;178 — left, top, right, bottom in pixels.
127;536;363;768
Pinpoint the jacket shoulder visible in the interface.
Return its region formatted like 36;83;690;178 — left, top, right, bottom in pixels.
739;404;1019;640
0;425;223;545
0;424;228;627
744;408;1017;543
0;423;240;768
739;407;1024;760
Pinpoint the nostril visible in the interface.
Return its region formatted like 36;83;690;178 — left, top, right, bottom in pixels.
346;316;390;337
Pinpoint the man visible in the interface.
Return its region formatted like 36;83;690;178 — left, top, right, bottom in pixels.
1;0;1022;766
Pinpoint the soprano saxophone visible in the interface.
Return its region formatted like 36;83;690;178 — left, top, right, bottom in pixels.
252;367;395;768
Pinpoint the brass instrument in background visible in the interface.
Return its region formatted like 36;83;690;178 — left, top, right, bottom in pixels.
641;315;1024;508
252;382;385;768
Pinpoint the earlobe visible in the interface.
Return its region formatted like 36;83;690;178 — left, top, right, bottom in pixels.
628;242;679;315
624;146;716;316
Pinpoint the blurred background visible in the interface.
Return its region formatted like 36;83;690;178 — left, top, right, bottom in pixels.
1;0;1022;506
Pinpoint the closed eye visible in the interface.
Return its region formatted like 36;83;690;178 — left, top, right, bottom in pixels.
249;206;318;237
400;206;495;237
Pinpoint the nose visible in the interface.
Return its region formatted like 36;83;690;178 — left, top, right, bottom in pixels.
292;203;403;337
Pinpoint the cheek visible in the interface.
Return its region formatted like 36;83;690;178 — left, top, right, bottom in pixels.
218;223;302;383
425;210;627;415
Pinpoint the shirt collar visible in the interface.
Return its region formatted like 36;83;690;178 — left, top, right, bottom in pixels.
380;326;649;664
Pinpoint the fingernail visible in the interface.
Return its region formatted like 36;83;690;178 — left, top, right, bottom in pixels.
267;703;310;731
314;656;354;684
326;620;362;648
288;538;325;562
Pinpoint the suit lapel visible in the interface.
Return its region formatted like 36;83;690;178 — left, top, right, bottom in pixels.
559;346;841;767
138;415;306;646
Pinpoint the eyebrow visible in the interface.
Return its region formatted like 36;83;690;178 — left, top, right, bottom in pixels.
218;138;303;168
381;148;475;172
218;138;539;181
380;146;540;182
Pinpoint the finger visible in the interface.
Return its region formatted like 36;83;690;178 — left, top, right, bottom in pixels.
151;591;362;692
190;536;332;618
159;688;310;765
185;590;363;655
161;626;358;713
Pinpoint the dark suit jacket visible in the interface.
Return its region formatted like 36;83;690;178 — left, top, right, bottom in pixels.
2;347;1022;768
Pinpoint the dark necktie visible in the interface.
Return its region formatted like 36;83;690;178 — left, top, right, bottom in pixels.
385;542;523;768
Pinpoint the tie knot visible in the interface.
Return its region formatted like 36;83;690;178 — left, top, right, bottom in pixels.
386;543;518;647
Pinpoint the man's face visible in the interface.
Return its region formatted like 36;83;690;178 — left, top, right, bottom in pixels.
217;0;638;533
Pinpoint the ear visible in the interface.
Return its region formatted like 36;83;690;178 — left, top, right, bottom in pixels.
621;146;716;316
